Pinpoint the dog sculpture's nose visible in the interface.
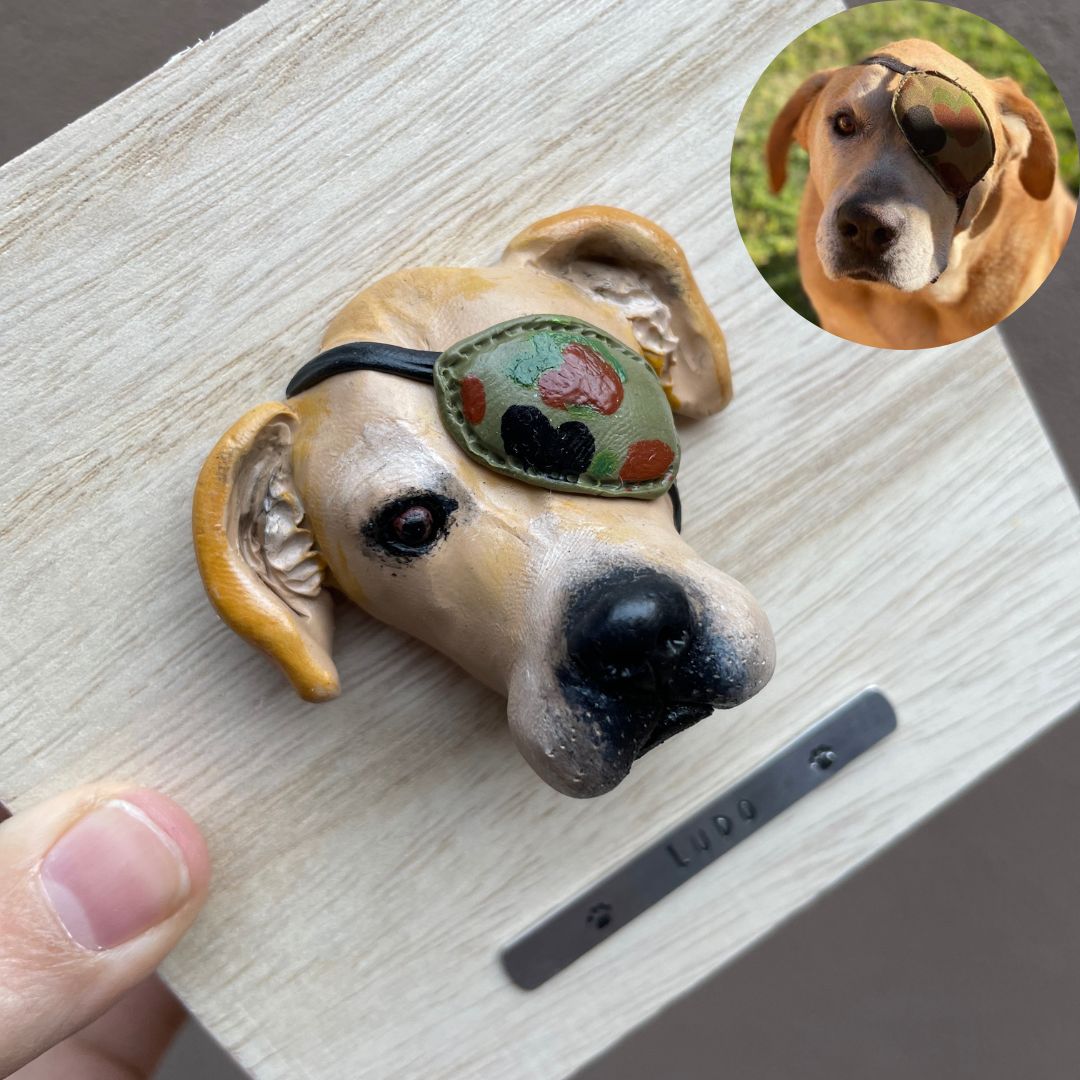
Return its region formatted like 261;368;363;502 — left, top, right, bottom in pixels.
836;199;900;258
566;569;693;694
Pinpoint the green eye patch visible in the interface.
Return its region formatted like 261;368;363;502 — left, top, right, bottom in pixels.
286;315;680;502
863;55;996;206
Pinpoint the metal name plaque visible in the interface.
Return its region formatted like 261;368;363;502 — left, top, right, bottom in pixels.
502;687;897;990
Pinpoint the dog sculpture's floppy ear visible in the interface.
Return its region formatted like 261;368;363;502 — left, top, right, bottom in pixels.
993;77;1058;200
193;402;339;702
766;69;837;194
501;206;731;418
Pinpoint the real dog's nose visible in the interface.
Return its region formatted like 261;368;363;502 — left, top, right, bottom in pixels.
836;200;899;258
566;570;693;694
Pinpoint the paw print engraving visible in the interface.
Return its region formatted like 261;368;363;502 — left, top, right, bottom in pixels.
810;745;838;770
586;902;613;930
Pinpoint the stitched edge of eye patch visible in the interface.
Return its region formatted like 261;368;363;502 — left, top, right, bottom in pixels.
434;315;680;500
891;69;996;199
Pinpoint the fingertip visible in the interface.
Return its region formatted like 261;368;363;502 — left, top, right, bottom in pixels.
0;785;211;1075
121;788;212;900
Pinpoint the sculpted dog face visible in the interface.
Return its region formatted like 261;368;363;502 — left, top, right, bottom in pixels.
194;207;775;797
767;39;1059;292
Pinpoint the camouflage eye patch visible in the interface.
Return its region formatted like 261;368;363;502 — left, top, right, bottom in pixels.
893;71;995;199
286;315;680;502
862;55;996;204
434;315;679;499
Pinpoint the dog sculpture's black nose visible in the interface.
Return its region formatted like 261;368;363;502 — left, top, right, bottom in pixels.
566;570;693;695
836;200;899;258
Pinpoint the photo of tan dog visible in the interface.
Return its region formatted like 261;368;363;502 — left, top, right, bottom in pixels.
193;207;775;798
765;37;1075;348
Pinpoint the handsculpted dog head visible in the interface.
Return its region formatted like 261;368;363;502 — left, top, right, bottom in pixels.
767;38;1059;291
194;207;775;797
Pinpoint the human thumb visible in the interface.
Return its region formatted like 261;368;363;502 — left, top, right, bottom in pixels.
0;785;210;1077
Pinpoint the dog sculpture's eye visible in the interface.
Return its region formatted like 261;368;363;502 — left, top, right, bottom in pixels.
392;505;435;544
369;493;456;557
832;111;857;137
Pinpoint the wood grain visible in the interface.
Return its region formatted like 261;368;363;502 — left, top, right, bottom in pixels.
1;1;1078;1077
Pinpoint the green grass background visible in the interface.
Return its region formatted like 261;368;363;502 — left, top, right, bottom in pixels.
731;0;1079;324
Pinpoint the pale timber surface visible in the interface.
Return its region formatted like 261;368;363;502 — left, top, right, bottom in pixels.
1;1;1078;1077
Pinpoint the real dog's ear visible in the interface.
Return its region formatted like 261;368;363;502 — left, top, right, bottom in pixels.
766;69;837;194
500;205;731;417
992;76;1058;200
193;402;339;702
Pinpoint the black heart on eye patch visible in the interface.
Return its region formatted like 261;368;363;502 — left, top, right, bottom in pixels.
500;405;596;481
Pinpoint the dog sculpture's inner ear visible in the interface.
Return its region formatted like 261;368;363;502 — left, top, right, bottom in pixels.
500;206;733;419
193;403;339;702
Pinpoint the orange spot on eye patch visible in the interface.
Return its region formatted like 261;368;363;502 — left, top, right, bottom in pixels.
460;375;486;423
620;439;675;483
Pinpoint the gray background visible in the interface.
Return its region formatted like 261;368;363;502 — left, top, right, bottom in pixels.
1;1;1076;1077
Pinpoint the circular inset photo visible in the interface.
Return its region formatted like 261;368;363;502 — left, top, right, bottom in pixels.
731;0;1077;348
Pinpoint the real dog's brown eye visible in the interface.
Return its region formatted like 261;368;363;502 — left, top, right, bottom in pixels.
832;111;857;137
367;492;457;558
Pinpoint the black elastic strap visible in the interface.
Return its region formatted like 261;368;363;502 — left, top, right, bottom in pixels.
860;54;916;76
669;482;682;533
286;341;438;398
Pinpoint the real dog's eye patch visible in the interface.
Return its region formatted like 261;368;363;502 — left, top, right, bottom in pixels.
893;71;995;199
434;316;679;499
861;55;996;204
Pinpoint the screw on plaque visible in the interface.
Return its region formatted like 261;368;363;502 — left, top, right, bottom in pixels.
810;745;838;770
586;902;613;930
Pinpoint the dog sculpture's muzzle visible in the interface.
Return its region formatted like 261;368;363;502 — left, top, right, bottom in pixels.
554;566;761;792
